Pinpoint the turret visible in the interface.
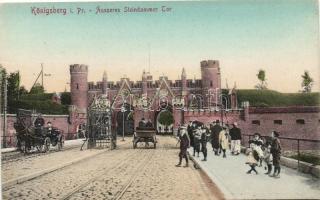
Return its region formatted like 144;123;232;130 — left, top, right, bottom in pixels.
200;60;221;106
102;70;108;95
70;64;88;113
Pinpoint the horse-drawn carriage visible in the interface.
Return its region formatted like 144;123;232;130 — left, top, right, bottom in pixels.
14;109;64;153
133;119;157;149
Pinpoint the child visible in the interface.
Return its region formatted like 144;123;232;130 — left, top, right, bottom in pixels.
263;141;273;175
249;133;264;167
245;146;259;174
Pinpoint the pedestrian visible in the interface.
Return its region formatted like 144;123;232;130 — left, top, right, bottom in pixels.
187;121;195;149
229;122;242;155
245;146;259;175
176;125;190;167
249;133;264;166
263;141;273;175
210;120;222;155
219;125;229;158
270;131;281;178
200;127;208;161
193;127;201;157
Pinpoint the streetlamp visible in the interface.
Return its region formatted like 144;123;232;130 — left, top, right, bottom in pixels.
120;104;127;141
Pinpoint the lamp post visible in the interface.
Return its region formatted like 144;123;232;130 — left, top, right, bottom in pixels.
121;105;127;141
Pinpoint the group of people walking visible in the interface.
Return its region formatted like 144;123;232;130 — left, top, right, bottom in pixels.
176;120;282;178
246;131;282;178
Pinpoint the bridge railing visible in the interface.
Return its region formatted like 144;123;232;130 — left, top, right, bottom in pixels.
241;134;320;169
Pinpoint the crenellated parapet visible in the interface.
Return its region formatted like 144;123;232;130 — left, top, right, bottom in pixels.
69;64;88;73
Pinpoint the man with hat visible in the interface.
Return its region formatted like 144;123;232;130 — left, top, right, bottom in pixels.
176;125;190;167
200;126;209;161
270;131;281;178
210;119;222;155
229;122;242;155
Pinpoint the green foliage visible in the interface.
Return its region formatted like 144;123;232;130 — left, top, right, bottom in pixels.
255;69;267;90
19;93;53;101
301;71;314;93
8;99;68;114
29;83;44;94
7;71;20;100
158;110;174;126
61;92;71;105
290;154;320;165
19;86;28;95
237;89;320;107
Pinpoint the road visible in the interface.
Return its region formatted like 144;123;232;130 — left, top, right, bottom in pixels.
2;136;223;200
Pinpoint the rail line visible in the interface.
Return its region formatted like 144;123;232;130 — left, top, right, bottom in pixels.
59;148;147;200
2;141;132;190
113;149;155;200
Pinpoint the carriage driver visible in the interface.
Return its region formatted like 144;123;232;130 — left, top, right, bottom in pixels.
34;114;45;128
47;121;53;134
34;114;45;135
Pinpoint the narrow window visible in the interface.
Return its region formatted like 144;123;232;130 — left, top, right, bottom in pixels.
210;81;213;87
296;119;305;124
252;120;260;125
274;120;282;125
76;83;79;89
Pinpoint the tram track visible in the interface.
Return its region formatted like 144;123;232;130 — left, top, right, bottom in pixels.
113;149;155;200
2;140;132;190
59;148;146;200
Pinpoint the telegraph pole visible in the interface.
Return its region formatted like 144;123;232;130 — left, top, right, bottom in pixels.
3;77;7;148
0;71;2;146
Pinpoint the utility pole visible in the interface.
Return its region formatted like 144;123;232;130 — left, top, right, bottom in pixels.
3;77;7;148
41;63;43;87
0;71;2;146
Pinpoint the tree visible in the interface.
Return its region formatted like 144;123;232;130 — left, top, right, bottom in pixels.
255;69;267;90
7;71;20;101
301;71;313;93
158;110;174;126
29;83;45;94
19;86;28;96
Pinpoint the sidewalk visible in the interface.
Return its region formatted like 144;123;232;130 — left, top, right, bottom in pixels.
188;148;320;199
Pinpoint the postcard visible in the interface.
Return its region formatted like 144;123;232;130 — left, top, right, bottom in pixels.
0;1;319;199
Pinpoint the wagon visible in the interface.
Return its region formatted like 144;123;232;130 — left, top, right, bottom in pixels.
133;127;157;149
14;109;64;154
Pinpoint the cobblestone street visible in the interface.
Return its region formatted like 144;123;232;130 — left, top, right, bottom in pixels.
2;136;223;200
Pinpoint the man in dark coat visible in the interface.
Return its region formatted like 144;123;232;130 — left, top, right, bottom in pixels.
176;126;190;167
34;114;45;128
187;121;194;148
229;122;242;155
34;114;45;135
193;127;201;157
270;131;281;178
200;127;208;161
210;120;222;155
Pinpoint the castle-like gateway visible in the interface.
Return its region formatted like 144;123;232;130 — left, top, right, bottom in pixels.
69;60;238;135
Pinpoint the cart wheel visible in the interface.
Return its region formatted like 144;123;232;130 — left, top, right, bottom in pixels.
57;136;63;151
20;141;26;153
36;144;44;152
44;137;51;152
133;142;136;149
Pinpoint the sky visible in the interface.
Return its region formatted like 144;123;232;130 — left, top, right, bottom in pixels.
0;0;319;93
